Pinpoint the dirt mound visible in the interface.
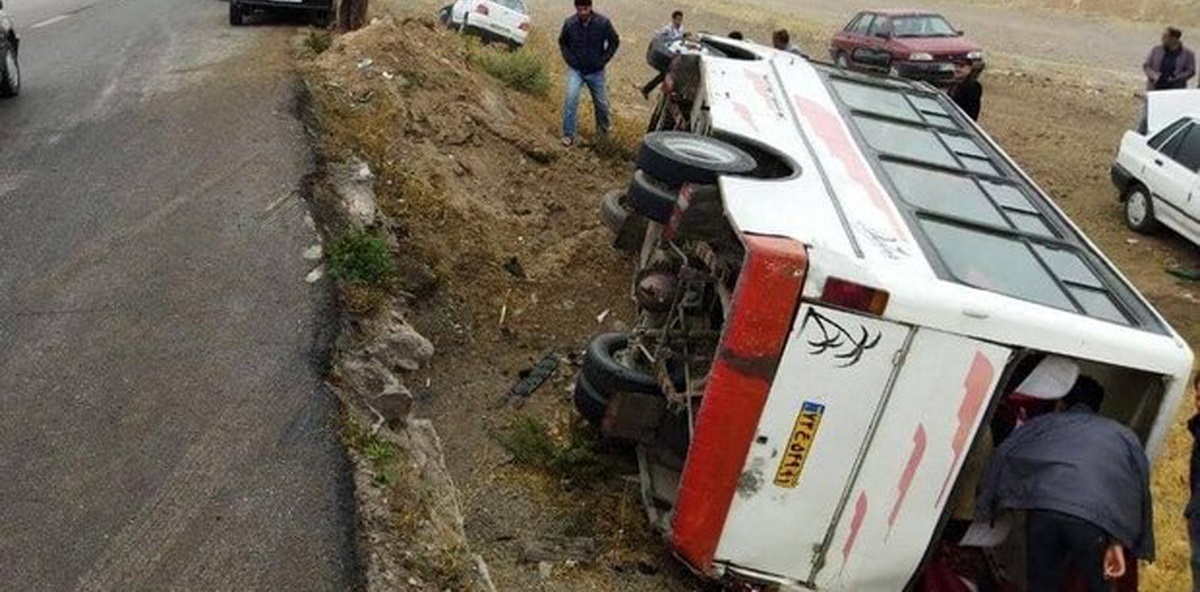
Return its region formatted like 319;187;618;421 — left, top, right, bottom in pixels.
309;17;631;323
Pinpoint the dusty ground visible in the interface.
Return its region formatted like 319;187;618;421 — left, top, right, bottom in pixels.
301;16;698;591
315;0;1200;590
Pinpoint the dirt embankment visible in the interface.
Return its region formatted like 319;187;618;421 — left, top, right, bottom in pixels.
298;15;701;592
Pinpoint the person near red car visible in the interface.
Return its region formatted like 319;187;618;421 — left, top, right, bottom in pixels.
1144;27;1196;91
949;61;982;121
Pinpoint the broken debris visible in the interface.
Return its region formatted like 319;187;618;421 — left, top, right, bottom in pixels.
1167;267;1200;282
501;353;559;406
519;535;597;564
503;256;527;279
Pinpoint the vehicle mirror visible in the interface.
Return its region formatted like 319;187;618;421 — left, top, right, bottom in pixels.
956;30;965;36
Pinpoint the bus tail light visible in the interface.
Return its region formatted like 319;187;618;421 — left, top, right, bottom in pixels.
820;277;889;315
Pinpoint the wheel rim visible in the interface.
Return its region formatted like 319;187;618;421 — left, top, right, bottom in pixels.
888;65;900;77
663;136;737;165
6;49;17;89
836;54;848;68
1127;190;1149;226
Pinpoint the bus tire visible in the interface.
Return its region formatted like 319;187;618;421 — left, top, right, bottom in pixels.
581;333;661;398
627;170;678;224
636;132;757;187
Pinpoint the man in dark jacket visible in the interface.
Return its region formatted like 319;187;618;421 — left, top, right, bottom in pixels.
977;375;1153;592
1144;27;1196;90
558;0;620;146
950;61;982;121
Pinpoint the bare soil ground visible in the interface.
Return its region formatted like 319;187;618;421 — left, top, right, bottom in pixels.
300;16;700;591
308;0;1200;589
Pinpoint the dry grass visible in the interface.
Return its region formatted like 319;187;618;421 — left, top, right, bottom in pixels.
470;43;551;96
983;0;1200;26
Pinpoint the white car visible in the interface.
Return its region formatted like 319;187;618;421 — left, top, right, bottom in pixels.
1112;89;1200;242
439;0;529;48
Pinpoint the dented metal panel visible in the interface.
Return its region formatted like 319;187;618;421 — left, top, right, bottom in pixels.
814;330;1010;591
713;305;911;580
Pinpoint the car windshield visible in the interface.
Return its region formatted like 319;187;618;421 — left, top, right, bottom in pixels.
892;15;957;38
493;0;527;13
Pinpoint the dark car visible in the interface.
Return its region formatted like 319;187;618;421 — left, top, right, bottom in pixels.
829;10;983;86
229;0;332;27
0;1;18;97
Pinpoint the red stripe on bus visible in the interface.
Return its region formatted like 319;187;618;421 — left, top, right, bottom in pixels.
935;352;994;507
668;234;808;573
792;95;907;238
888;424;927;530
842;492;869;561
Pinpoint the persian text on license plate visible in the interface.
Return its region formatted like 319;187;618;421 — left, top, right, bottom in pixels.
773;401;826;489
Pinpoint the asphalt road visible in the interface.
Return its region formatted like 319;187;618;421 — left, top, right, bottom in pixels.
0;0;358;590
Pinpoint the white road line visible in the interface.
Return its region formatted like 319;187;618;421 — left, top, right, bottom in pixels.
30;14;70;29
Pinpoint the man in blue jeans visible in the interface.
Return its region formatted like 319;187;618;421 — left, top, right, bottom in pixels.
557;0;619;147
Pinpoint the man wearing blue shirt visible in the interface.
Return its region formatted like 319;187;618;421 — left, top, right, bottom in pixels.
640;10;684;99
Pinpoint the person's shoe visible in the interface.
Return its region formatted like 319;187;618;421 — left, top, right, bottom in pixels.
561;136;574;147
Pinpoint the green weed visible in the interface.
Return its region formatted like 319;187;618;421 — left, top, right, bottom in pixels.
472;48;551;96
305;30;333;55
327;228;394;286
496;416;612;487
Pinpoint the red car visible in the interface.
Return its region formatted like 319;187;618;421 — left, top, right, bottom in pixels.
829;9;984;86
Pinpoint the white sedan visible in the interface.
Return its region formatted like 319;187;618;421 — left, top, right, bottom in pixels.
1111;90;1200;244
439;0;529;48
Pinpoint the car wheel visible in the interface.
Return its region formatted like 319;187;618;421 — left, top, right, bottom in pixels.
229;0;244;25
0;40;20;98
636;132;757;188
835;51;849;69
1124;185;1159;233
627;170;680;224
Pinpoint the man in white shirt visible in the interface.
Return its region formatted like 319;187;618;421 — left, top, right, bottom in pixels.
640;10;684;99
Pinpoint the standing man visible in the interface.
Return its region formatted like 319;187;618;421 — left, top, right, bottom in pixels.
1144;27;1196;90
978;376;1154;592
772;29;805;57
1186;373;1200;591
640;10;684;99
558;0;620;147
950;60;983;121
